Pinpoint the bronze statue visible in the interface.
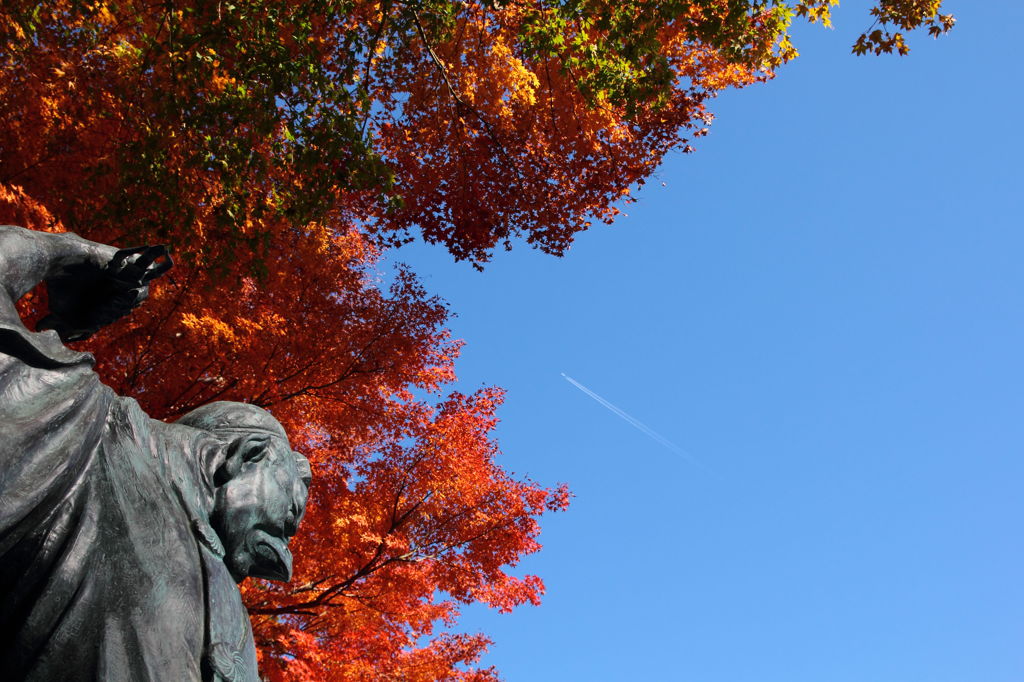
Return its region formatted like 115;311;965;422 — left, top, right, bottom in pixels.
0;225;310;681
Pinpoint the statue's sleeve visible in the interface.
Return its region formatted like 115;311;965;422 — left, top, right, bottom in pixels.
0;280;113;560
0;225;105;369
0;287;96;370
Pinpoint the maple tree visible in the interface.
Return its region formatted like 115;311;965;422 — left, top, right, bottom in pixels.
0;0;952;678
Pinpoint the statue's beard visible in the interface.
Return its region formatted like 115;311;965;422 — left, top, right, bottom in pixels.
227;528;293;583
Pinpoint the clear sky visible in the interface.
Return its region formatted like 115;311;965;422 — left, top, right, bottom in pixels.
388;2;1023;680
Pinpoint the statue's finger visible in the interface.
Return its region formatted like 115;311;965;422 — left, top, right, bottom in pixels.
129;286;149;308
109;245;148;271
140;247;172;284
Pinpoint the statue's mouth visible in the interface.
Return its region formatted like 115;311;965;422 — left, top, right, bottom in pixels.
248;530;293;582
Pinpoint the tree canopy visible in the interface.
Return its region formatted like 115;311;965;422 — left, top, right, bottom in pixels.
0;0;952;678
0;0;952;266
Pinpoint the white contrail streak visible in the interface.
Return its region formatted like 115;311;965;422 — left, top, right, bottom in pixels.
561;372;708;471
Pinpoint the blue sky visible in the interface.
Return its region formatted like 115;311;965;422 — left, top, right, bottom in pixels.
390;2;1023;680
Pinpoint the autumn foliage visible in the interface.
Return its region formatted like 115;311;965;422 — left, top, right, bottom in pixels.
0;0;951;678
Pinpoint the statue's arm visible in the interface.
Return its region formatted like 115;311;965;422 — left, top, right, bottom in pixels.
0;226;115;303
0;226;171;342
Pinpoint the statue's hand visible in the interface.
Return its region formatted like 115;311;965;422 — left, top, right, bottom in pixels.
38;245;173;342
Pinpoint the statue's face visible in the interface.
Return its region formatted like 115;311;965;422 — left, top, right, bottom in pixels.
211;434;309;583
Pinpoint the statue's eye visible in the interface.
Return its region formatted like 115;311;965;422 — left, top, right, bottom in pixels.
243;446;267;463
240;436;271;463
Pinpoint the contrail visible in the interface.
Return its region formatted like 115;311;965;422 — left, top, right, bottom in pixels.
561;372;709;472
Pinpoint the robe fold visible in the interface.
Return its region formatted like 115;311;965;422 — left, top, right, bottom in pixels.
0;312;259;681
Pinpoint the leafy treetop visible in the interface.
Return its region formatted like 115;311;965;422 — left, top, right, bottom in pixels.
1;0;953;268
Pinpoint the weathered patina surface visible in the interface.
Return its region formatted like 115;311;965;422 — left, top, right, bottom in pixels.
0;226;310;681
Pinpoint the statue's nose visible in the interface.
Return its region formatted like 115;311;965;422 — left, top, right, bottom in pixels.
250;533;293;582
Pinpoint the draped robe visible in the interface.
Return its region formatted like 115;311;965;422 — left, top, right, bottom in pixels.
0;307;259;681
